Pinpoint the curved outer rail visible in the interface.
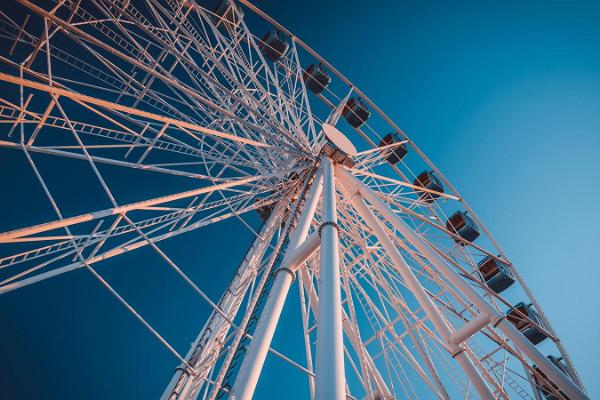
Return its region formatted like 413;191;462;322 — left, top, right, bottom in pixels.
235;0;585;390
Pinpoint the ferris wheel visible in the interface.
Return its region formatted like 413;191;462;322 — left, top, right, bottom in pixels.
0;1;589;399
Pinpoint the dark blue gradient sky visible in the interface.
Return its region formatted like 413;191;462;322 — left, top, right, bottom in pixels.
1;0;599;399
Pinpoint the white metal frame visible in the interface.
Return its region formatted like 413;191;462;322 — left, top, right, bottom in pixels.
0;1;587;399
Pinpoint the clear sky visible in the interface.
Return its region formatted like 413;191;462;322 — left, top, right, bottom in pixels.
0;0;599;399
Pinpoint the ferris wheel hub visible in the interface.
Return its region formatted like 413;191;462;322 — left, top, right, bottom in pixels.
321;123;356;167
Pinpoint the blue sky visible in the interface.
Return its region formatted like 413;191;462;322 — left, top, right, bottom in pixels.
1;0;599;398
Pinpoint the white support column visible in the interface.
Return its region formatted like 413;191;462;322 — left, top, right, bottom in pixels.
335;165;589;400
299;268;392;399
449;312;491;345
336;179;495;400
162;202;287;400
314;157;346;400
230;268;295;400
230;169;323;400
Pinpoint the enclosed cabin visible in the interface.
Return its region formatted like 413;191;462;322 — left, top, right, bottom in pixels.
259;29;288;62
446;211;480;244
412;170;444;203
477;255;515;293
342;97;370;128
303;63;331;94
379;132;408;165
212;0;243;29
506;302;548;345
532;355;573;400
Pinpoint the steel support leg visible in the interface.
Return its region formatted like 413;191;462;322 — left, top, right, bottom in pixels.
161;201;287;400
229;169;323;400
314;156;346;400
335;165;589;400
337;179;495;400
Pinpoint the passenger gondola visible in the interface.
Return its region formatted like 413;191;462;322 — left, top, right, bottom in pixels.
342;97;370;128
446;211;480;244
303;63;331;94
259;29;288;62
477;255;515;293
532;355;573;400
379;132;408;165
412;170;444;203
506;302;548;345
212;0;243;29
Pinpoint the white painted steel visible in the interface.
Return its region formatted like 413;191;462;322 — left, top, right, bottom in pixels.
230;269;294;400
335;165;589;400
336;172;495;400
162;204;286;400
314;157;346;400
449;312;492;345
230;169;323;400
0;1;587;399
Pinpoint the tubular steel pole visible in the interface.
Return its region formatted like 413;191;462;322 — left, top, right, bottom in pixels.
299;269;392;399
229;169;323;400
337;179;495;400
335;165;589;400
162;193;299;400
314;157;346;400
230;269;295;400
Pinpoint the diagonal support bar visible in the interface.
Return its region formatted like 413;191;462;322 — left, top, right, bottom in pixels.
229;168;323;400
336;169;495;400
335;165;589;400
161;202;286;400
0;173;282;242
